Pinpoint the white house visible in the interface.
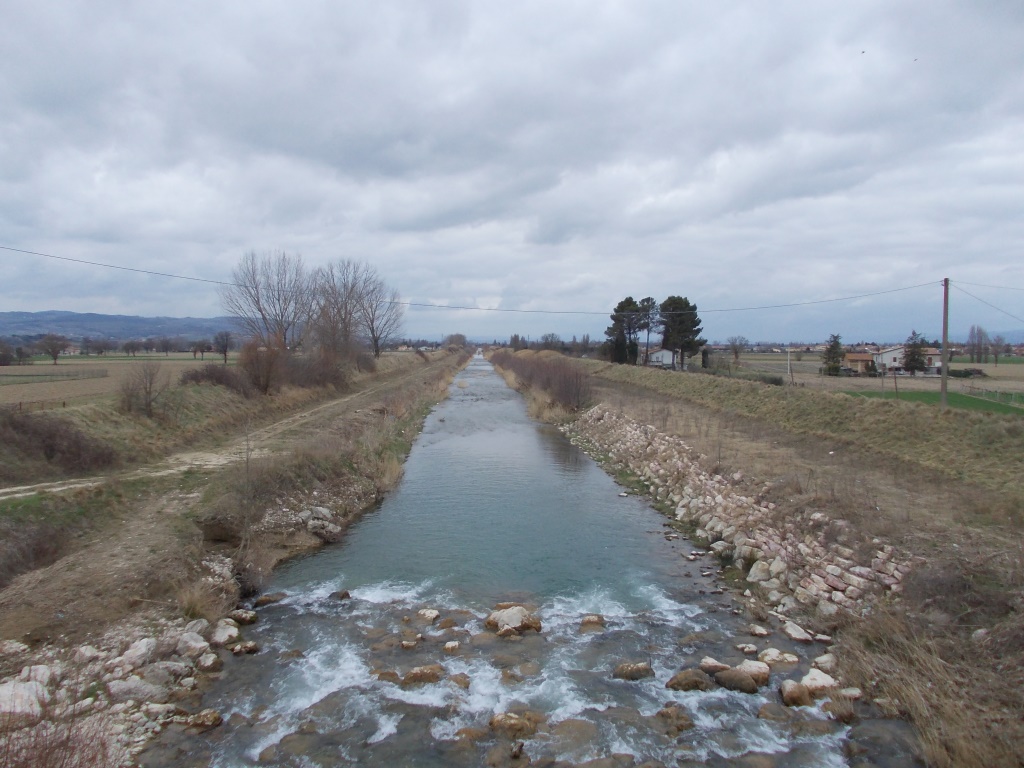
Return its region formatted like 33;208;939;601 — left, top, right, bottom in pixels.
647;349;677;369
872;346;943;374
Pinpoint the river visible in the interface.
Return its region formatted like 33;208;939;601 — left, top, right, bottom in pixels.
149;354;851;767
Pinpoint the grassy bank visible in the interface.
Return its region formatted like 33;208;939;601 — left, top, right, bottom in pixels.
0;351;447;487
584;359;1024;515
0;351;470;643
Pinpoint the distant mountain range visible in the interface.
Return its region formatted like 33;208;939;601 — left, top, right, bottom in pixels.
0;311;239;341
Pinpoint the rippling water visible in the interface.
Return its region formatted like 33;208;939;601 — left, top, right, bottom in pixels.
158;355;848;767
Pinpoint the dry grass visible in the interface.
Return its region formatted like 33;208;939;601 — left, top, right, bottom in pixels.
175;578;236;621
836;605;1024;767
584;360;1024;518
0;708;127;768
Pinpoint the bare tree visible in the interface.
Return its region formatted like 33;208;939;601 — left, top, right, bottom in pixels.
727;336;749;363
357;272;404;358
213;331;233;364
310;259;373;364
990;334;1006;365
966;325;989;364
38;334;69;364
220;250;313;349
120;361;168;417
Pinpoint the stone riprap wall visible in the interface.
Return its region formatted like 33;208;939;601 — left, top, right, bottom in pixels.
563;405;917;618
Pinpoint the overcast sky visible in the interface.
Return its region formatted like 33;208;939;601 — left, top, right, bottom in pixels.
2;1;1022;344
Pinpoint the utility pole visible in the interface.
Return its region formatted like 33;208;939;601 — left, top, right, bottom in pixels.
941;277;949;411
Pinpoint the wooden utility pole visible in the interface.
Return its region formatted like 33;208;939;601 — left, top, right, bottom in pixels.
941;277;950;411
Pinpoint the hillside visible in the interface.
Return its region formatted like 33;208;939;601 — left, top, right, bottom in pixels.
0;310;238;341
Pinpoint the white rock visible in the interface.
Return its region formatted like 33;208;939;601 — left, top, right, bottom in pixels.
444;641;460;654
813;653;837;674
485;606;541;634
108;676;169;704
184;618;211;638
782;621;814;643
800;668;838;697
0;681;48;726
19;664;53;687
748;624;770;638
74;645;103;663
196;652;223;672
210;619;241;647
746;560;772;583
121;637;157;669
735;660;771;686
699;656;731;675
735;643;758;655
758;648;800;666
175;632;211;659
418;609;440;624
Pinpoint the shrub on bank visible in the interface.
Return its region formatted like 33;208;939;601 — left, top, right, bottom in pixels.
490;350;592;411
0;408;119;482
180;364;254;398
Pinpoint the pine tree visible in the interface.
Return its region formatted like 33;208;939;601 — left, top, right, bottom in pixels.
821;333;843;376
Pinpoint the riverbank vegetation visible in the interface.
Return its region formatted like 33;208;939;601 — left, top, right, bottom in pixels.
489;348;592;419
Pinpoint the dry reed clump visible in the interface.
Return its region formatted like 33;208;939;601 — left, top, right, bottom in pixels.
836;605;1023;767
175;577;236;620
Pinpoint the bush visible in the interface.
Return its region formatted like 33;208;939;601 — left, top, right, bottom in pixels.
0;520;70;589
180;363;254;398
280;354;350;389
491;350;592;411
0;408;119;480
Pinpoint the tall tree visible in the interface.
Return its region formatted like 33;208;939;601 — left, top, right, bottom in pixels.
658;296;705;365
637;297;658;361
966;325;989;364
605;297;642;365
38;334;69;364
310;259;371;365
903;330;927;375
221;250;312;349
821;333;843;375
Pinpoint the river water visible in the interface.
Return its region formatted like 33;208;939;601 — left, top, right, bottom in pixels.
159;355;850;767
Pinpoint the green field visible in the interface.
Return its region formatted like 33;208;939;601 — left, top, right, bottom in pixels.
950;354;1024;365
845;389;1024;415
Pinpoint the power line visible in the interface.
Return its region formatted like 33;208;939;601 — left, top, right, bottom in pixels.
5;243;937;317
951;283;1024;325
1;245;235;286
956;280;1024;293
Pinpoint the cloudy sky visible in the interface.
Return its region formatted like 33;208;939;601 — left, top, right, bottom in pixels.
2;1;1022;344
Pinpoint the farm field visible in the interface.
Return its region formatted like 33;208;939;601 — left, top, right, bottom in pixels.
735;351;1024;395
0;353;217;408
843;389;1024;415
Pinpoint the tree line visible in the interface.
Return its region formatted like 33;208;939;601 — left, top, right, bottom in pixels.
603;295;705;365
220;251;403;361
0;332;236;366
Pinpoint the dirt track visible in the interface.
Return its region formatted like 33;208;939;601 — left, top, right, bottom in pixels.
0;356;460;646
